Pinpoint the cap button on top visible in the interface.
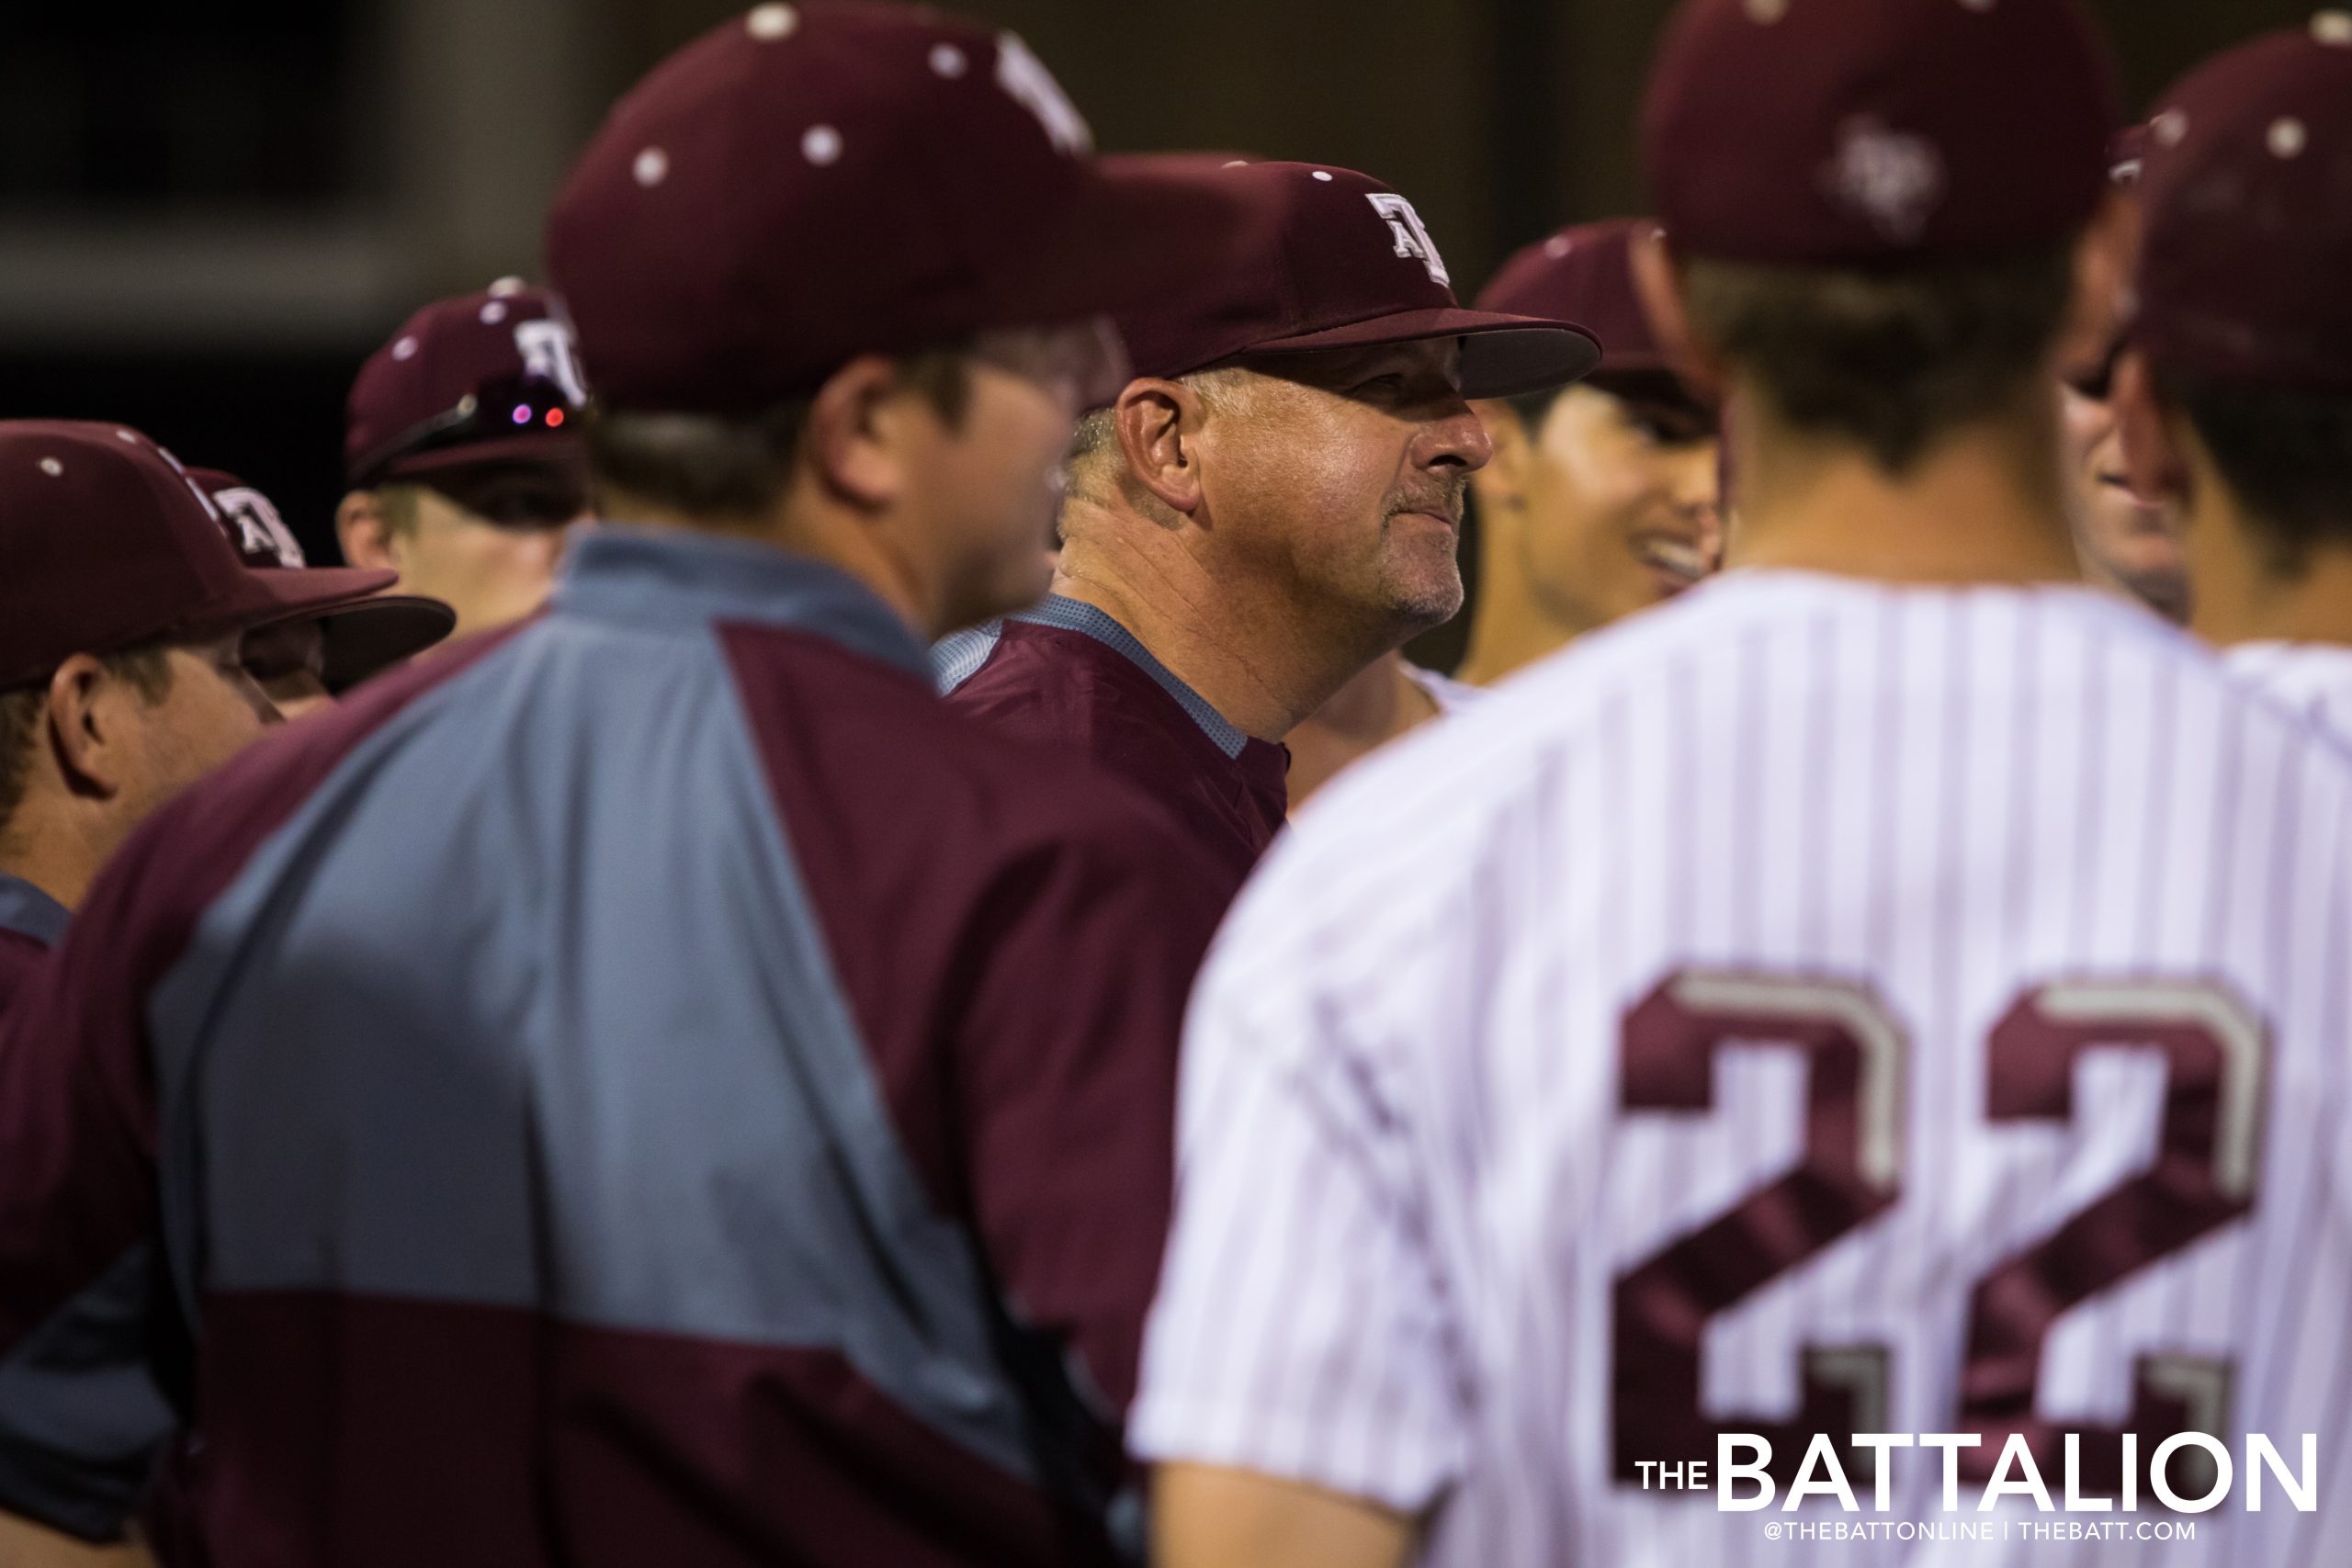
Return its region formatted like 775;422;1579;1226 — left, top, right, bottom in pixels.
2315;11;2352;45
38;457;62;477
1310;170;1334;182
929;43;967;77
802;126;843;165
391;335;419;360
745;4;797;40
633;147;670;186
2269;118;2310;159
481;300;510;324
1744;0;1790;24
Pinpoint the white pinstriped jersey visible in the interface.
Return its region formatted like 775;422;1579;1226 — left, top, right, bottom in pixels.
1134;570;2352;1567
2226;641;2352;748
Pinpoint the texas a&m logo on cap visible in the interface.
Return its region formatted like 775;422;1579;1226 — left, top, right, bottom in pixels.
1367;192;1451;287
514;317;591;407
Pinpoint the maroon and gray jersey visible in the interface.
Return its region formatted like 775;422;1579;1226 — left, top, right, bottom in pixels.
0;871;67;1022
2225;641;2352;748
942;596;1289;892
0;526;1227;1566
1136;570;2352;1565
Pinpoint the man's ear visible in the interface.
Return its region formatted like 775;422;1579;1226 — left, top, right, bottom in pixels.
1469;398;1532;516
2112;350;2194;511
806;354;916;511
1114;379;1205;520
2053;190;2142;384
1629;229;1724;400
40;654;133;801
336;491;399;572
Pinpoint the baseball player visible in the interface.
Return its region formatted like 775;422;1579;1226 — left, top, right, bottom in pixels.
0;423;397;1022
196;469;455;718
2110;16;2352;734
334;279;593;641
1453;217;1724;686
0;7;1272;1563
2059;130;2191;625
1135;3;2352;1565
943;159;1595;877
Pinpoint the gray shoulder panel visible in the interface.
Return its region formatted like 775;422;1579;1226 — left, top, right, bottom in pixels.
150;609;1037;1481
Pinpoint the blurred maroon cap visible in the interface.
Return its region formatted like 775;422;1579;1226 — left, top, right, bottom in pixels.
1116;162;1600;398
189;469;457;687
2132;14;2352;393
1476;219;1670;382
547;2;1284;414
1642;0;2118;265
345;279;589;488
0;423;401;691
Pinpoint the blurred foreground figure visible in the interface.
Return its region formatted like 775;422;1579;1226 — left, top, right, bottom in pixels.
943;160;1596;863
2114;15;2352;732
1456;217;1724;685
1139;3;2352;1565
0;7;1272;1565
334;280;594;640
196;470;454;718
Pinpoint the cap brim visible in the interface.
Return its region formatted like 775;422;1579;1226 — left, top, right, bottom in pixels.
1238;307;1603;400
187;564;403;647
316;595;458;688
376;430;583;485
983;154;1286;329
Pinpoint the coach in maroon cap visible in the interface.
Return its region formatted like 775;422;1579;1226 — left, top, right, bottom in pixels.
944;158;1596;872
2114;12;2352;726
197;469;455;717
1452;218;1724;689
335;278;593;643
0;422;395;1019
0;6;1282;1565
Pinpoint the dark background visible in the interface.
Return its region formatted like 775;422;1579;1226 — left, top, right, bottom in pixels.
0;0;2314;565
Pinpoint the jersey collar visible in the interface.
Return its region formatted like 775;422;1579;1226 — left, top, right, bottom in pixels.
552;525;933;681
0;872;70;949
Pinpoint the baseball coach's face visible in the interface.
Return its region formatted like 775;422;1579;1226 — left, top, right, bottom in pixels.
1199;336;1488;640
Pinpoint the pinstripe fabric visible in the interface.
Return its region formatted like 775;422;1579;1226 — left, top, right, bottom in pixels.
2225;641;2352;747
1134;570;2352;1566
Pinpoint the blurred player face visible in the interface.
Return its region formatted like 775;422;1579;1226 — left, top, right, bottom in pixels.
1479;380;1722;638
1197;339;1488;640
240;619;334;722
913;320;1125;631
2061;374;2189;623
339;463;590;643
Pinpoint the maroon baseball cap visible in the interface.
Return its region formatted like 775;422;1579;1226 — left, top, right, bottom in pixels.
1114;162;1600;399
546;3;1283;414
1643;0;2119;265
1476;219;1672;382
2131;14;2352;393
0;423;401;692
345;278;589;488
191;470;457;687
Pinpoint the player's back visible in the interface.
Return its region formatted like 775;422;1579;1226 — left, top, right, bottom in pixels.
0;526;1226;1566
1136;569;2352;1566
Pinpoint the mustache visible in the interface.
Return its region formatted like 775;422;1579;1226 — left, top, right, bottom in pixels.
1385;475;1470;526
